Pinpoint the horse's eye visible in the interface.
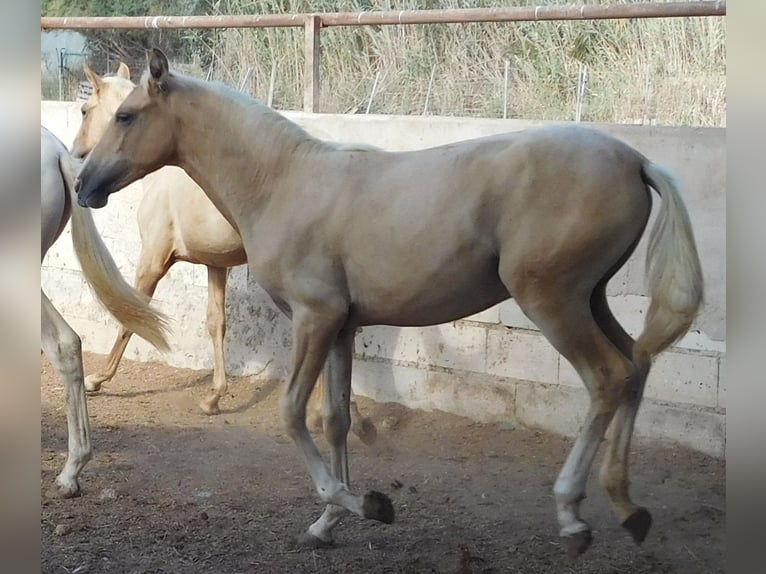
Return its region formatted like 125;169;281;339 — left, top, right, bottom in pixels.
81;108;88;117
115;112;134;125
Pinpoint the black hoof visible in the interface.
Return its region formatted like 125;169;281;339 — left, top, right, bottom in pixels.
622;507;652;545
564;529;593;559
362;490;395;524
295;532;334;549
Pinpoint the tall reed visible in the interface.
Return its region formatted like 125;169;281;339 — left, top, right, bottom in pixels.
46;1;727;126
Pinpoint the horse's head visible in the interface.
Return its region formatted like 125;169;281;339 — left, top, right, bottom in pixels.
75;49;178;209
71;62;136;159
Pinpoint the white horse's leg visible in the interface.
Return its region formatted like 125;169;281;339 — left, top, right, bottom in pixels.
200;266;228;415
41;290;92;498
301;326;355;546
280;307;394;543
84;249;169;392
512;291;636;558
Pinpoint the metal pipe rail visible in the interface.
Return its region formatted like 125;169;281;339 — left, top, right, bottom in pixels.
41;2;726;30
40;1;726;113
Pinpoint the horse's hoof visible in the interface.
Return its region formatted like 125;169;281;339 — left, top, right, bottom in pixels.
46;481;81;500
362;490;395;524
199;398;221;416
84;375;103;393
353;417;378;445
296;531;334;549
622;507;652;545
563;529;593;559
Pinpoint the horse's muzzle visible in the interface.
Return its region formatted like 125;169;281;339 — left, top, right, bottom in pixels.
74;158;131;209
76;186;109;209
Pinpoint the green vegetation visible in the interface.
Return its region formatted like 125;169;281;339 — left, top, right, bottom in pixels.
42;1;215;71
42;0;726;126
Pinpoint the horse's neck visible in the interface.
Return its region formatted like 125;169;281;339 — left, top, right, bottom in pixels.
173;82;318;225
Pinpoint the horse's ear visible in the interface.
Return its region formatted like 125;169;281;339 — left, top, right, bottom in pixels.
147;48;170;95
116;62;130;80
83;62;102;93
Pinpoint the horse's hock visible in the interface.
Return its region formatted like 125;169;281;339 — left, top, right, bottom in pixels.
41;100;726;457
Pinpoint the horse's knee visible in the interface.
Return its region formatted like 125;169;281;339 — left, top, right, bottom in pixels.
53;329;82;373
207;317;225;340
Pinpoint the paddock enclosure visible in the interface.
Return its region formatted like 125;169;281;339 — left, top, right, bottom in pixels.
41;3;725;572
40;103;726;574
41;102;726;456
42;352;725;573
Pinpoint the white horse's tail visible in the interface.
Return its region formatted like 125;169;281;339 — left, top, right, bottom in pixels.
634;161;703;362
58;153;171;352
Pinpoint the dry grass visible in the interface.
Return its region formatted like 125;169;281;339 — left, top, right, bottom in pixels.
43;1;726;127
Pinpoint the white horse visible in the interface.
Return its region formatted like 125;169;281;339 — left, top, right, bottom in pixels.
70;63;375;441
75;49;703;558
41;126;169;497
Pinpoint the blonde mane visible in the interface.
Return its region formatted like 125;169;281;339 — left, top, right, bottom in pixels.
140;68;374;156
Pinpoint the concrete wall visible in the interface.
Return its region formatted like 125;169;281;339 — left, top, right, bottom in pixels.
42;101;726;457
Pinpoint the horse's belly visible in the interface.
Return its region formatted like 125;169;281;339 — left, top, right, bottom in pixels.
179;236;247;268
350;259;509;327
175;201;247;266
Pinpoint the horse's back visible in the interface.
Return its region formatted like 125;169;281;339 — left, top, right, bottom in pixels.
332;124;649;246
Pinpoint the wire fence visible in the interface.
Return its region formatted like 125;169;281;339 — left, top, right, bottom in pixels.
40;2;726;126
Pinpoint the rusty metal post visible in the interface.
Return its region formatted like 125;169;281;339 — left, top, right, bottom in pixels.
304;15;321;113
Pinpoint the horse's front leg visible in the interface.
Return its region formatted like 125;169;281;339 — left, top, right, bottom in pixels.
300;325;356;546
281;306;394;546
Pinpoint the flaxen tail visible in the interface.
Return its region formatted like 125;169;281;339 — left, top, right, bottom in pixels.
634;161;704;363
58;153;171;352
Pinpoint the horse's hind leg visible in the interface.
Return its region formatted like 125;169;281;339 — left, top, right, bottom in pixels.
84;248;170;392
510;285;638;558
349;390;377;445
41;290;92;498
200;266;228;415
590;285;653;544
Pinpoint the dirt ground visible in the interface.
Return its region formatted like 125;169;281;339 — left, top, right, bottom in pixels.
41;352;725;574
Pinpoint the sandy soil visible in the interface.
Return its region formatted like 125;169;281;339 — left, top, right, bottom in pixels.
41;352;725;574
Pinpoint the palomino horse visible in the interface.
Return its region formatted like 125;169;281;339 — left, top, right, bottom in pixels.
71;61;244;416
75;49;704;558
71;62;374;442
41;126;169;497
